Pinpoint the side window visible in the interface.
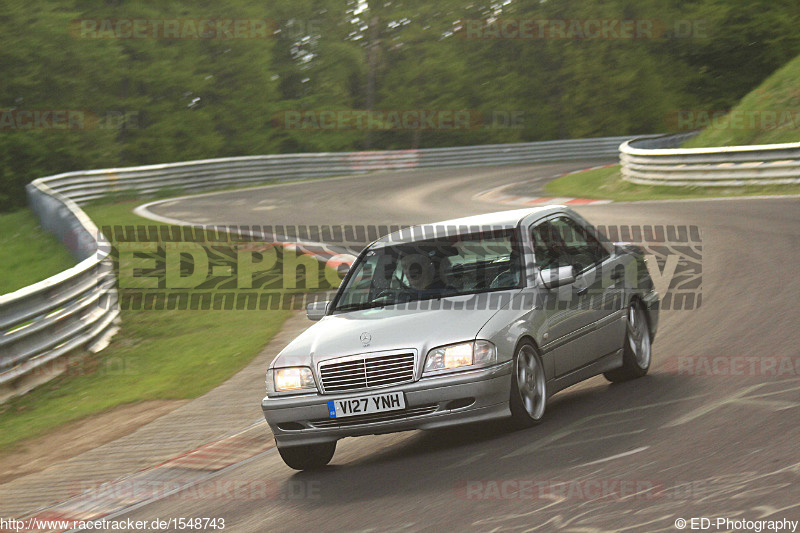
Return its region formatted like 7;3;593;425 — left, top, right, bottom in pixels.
550;216;609;273
571;218;610;265
583;224;611;264
531;221;571;270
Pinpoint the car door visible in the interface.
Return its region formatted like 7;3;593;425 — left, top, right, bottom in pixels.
550;215;626;369
529;217;590;377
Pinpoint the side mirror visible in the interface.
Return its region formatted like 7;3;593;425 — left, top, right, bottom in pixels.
540;265;575;289
306;301;330;321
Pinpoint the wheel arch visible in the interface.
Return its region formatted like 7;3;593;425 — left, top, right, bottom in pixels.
629;292;657;340
512;334;552;381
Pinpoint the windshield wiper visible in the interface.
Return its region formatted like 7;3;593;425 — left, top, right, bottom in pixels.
334;302;378;312
336;293;413;312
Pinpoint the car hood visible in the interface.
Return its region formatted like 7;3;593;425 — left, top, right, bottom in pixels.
273;291;521;368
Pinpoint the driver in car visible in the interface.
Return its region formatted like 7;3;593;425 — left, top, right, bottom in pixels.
399;252;452;297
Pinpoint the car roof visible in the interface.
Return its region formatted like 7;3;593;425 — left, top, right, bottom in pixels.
372;206;567;247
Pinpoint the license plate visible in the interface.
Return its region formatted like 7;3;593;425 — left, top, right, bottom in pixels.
328;392;405;419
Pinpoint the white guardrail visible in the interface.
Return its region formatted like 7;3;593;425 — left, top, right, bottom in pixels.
1;135;643;399
0;181;120;401
620;133;800;186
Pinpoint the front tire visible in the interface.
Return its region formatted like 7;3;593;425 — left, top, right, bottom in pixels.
604;300;651;383
509;341;547;428
277;441;336;470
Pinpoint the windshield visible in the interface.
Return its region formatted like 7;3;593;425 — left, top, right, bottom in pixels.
333;228;523;312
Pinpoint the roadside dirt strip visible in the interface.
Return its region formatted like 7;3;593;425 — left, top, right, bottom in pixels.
0;312;310;530
473;188;612;206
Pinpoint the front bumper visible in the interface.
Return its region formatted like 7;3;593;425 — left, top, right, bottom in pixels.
262;361;513;447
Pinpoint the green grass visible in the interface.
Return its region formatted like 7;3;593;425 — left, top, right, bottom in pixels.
0;210;76;295
546;164;800;202
0;306;288;450
0;199;341;451
683;54;800;148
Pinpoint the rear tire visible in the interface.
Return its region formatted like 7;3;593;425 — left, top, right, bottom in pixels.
509;341;547;428
604;300;651;383
277;441;336;470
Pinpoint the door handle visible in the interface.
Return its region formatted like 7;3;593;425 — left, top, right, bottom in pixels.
576;286;588;296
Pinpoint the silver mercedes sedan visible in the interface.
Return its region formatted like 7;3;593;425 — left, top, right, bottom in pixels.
262;206;659;470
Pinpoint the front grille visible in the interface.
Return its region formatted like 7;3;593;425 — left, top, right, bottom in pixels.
319;352;415;393
309;404;439;428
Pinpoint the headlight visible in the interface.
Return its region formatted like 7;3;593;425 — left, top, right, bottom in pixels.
267;367;317;393
423;341;497;376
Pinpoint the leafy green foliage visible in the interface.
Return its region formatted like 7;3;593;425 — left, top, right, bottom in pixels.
1;0;799;210
685;53;800;147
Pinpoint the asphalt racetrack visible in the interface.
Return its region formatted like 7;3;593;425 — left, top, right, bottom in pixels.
132;161;800;532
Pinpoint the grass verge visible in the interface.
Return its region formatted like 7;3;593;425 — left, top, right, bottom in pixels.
682;53;800;147
546;165;800;202
0;210;76;295
0;199;337;451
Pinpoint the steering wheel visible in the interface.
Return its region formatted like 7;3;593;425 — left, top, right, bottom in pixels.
489;269;519;289
374;287;414;303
